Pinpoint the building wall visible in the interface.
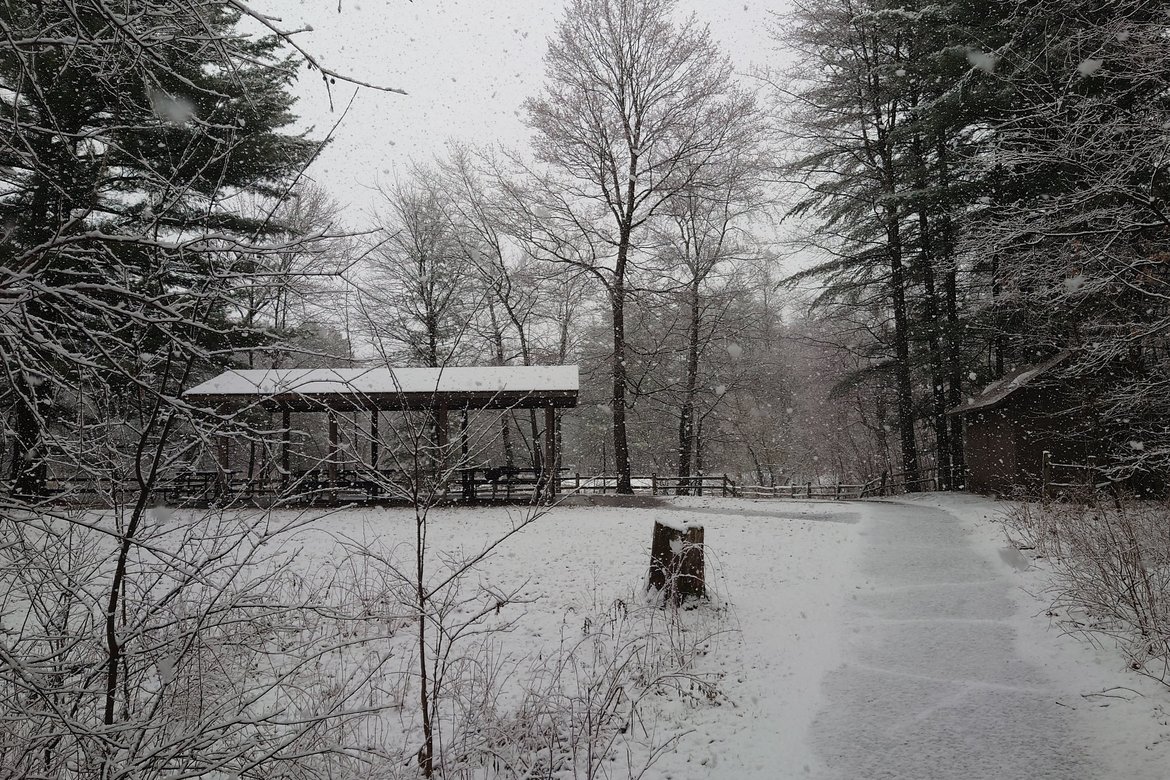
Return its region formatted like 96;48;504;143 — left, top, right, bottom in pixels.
964;409;1018;494
962;387;1095;496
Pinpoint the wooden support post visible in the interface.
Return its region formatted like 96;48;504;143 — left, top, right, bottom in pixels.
369;411;380;498
460;409;469;460
369;411;379;469
434;406;449;461
543;406;558;497
217;435;230;495
281;409;291;489
435;407;449;491
327;411;339;483
1041;450;1051;500
1086;455;1098;489
651;473;657;496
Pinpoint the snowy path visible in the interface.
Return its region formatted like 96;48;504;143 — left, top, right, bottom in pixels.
809;499;1096;780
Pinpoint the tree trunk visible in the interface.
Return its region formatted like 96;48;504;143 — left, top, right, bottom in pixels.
887;205;920;491
487;301;514;468
913;131;950;489
648;521;705;605
676;278;701;494
415;514;434;776
611;274;633;493
937;135;965;487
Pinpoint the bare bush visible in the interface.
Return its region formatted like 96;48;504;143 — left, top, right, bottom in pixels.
0;506;416;779
1003;499;1170;683
437;589;728;780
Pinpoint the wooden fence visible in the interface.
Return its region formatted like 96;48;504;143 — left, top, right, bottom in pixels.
32;465;970;507
735;465;954;501
738;480;875;500
1040;451;1112;498
564;473;738;497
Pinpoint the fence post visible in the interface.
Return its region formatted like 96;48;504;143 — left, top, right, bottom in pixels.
1041;450;1051;500
1086;456;1097;490
575;472;581;491
806;481;812;499
836;482;842;500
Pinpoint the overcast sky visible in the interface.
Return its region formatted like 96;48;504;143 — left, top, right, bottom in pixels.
283;1;786;221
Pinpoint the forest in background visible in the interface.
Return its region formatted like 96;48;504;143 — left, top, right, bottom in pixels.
4;0;1170;498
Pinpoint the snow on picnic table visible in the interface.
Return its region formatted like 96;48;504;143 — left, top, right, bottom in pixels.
275;493;1170;779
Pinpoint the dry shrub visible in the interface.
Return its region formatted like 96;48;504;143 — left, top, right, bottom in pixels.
437;591;729;780
1004;498;1170;682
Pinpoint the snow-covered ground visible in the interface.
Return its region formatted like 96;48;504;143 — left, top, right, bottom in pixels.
270;493;1170;778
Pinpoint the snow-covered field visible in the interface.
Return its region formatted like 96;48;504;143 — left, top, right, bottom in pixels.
267;493;1170;778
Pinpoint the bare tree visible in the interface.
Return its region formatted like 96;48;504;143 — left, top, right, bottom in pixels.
361;177;474;368
518;0;755;492
655;142;770;491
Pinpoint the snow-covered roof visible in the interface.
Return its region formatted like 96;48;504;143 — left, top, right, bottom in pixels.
184;366;579;411
948;352;1071;415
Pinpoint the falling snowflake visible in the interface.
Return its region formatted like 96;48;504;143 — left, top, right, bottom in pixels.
149;90;195;125
1077;58;1104;76
966;49;998;73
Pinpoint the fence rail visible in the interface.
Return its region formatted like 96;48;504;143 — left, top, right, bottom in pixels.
738;481;874;500
561;473;738;497
33;465;969;506
1041;451;1115;497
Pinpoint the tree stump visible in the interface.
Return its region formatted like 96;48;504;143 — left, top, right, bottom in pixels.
647;520;705;605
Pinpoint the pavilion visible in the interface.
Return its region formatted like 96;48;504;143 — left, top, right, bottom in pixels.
182;365;579;501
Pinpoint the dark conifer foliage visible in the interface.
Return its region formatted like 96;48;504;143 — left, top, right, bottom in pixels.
778;0;1170;485
0;0;317;495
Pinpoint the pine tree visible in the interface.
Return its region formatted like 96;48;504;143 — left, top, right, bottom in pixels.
779;0;1013;489
0;0;317;495
975;0;1170;478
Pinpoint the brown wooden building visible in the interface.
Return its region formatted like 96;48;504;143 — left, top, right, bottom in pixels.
948;352;1093;495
